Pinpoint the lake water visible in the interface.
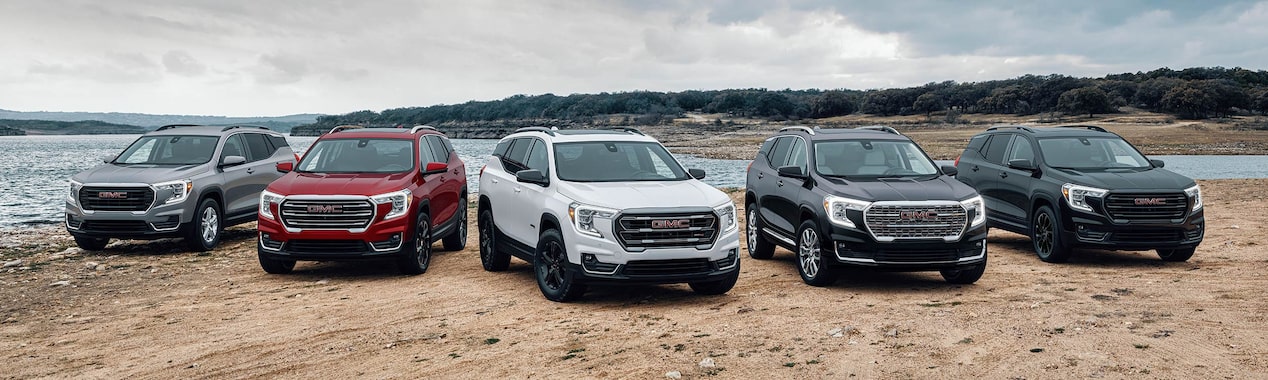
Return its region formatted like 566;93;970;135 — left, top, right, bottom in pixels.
2;135;1265;228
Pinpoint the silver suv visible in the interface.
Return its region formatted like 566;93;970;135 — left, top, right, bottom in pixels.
477;127;741;302
65;125;296;251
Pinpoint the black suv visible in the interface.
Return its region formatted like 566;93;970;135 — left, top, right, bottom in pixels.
745;126;988;286
954;125;1203;262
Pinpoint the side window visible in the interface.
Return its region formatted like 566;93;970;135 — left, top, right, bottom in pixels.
493;139;513;157
417;136;437;165
787;138;808;172
221;134;246;161
425;136;449;163
982;134;1010;165
502;138;533;173
1007;136;1035;162
242;133;273;162
267;135;290;151
525;140;549;173
766;137;793;167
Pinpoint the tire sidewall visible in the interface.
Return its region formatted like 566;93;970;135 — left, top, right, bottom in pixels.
188;198;221;251
1032;205;1066;262
796;220;832;285
534;229;576;301
412;212;432;273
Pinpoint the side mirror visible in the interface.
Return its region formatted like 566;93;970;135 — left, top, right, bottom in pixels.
515;169;549;186
1149;159;1165;168
1007;158;1036;171
276;161;294;173
777;165;806;178
221;155;247;167
102;154;117;163
940;165;959;177
688;168;706;180
423;162;448;175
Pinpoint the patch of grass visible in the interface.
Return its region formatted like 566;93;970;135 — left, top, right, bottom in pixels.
448;353;461;359
957;338;974;344
673;344;686;352
1134;344;1149;349
693;333;711;338
783;362;797;368
484;338;500;345
806;359;821;365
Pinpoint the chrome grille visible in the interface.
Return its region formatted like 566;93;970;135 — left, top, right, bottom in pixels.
1104;193;1188;220
864;203;968;241
79;186;154;211
280;199;375;230
616;212;718;249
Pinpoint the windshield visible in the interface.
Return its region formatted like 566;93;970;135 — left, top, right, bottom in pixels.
114;135;219;165
813;140;939;178
297;138;415;173
554;141;689;182
1038;137;1150;169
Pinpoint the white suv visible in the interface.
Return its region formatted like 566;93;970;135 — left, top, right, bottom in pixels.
477;127;741;302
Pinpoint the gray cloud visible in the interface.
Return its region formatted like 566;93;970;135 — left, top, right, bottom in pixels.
163;51;206;76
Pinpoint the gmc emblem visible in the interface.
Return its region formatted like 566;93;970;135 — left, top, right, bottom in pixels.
899;210;938;220
307;205;343;213
98;191;127;199
650;219;690;229
1134;198;1166;205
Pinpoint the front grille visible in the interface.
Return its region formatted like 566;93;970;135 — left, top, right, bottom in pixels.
79;186;154;212
1104;193;1188;220
616;212;718;249
80;220;152;233
874;249;961;263
280;199;375;230
622;258;712;276
864;204;968;241
1112;229;1183;243
283;239;369;254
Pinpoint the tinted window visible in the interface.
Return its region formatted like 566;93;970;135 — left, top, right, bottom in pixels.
767;137;793;167
554;141;687;182
418;136;437;164
982;134;1010;164
221;134;247;161
267;135;290;150
506;138;531;164
493;139;513;157
114;135;219;165
298;138;415;173
787;138;808;172
242;133;273;162
525;140;549;173
1007;136;1035;162
425;136;449;163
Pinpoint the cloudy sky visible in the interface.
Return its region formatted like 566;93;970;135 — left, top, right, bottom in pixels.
2;0;1266;116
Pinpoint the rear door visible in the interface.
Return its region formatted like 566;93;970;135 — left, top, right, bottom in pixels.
754;137;793;235
973;134;1020;225
234;132;281;219
997;135;1037;224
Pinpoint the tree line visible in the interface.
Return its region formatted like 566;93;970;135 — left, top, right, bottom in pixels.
303;66;1268;131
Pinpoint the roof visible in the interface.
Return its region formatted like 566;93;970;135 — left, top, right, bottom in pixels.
980;125;1116;137
147;125;278;136
507;127;659;143
322;125;443;139
774;126;909;141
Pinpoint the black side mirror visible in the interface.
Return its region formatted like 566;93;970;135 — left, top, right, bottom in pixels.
688;168;706;180
1007;158;1036;171
1149;159;1165;168
221;155;247;167
777;165;806;178
940;165;959;177
516;169;549;186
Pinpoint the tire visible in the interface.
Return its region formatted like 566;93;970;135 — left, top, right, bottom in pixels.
257;246;296;274
73;236;109;251
940;250;987;284
746;206;775;259
398;211;432;275
183;198;222;252
1157;247;1196;262
689;260;740;295
478;207;510;271
1032;205;1071;263
442;198;468;251
534;229;587;302
796;220;838;287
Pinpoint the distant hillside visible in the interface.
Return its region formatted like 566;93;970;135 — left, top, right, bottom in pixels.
0;119;148;135
0;109;321;131
0;125;24;136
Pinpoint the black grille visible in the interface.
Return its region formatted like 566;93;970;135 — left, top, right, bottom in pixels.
1104;193;1188;220
80;220;151;233
1112;229;1183;243
280;199;375;230
616;212;718;249
864;204;968;240
283;239;369;254
622;258;712;276
873;249;961;263
79;187;154;211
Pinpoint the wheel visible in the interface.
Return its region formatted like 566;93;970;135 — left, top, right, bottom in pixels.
1157;247;1195;262
940;249;987;284
478;207;510;271
796;220;838;287
73;236;109;251
534;229;587;302
689;260;740;295
398;211;432;275
746;206;775;259
442;198;468;251
257;246;295;274
183;198;222;252
1032;205;1071;263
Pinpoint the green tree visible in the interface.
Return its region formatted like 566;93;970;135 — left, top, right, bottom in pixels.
1057;87;1114;117
1161;82;1218;119
809;90;857;118
912;93;946;120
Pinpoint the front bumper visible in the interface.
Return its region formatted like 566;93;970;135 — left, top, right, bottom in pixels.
827;221;988;271
257;214;411;261
563;219;742;284
64;200;188;240
1062;203;1204;251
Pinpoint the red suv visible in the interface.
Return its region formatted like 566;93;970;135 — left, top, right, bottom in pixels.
257;125;468;275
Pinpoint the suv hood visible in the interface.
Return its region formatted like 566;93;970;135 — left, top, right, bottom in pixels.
1050;167;1195;191
822;175;979;202
267;172;415;196
72;163;206;185
557;180;730;209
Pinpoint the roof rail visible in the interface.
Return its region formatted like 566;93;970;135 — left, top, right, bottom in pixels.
778;126;815;135
328;125;363;134
221;125;270;132
410;125;437;134
854;125;902;135
1058;125;1108;133
985;125;1035;133
514;127;556;136
156;124;201;131
606;127;645;135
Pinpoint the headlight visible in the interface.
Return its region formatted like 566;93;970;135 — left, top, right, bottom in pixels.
371;189;412;220
259;190;284;221
153;179;193;205
823;195;869;229
1185;184;1202;212
715;203;738;233
569;202;616;238
68;180;83;206
961;195;986;227
1061;183;1108;213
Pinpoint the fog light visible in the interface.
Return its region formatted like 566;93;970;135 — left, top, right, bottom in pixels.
583;253;597;263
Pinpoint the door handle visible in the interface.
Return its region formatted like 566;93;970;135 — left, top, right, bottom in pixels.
999;172;1008;178
514;188;522;193
777;180;784;187
491;179;499;184
452;169;460;175
246;168;255;174
971;165;979;172
758;173;764;179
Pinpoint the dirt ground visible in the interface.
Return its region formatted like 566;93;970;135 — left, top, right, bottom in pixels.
1;177;1265;379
